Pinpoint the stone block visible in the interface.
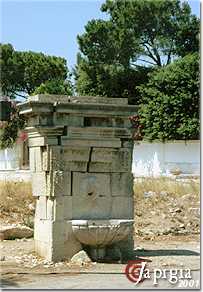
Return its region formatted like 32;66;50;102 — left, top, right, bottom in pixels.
53;196;72;220
54;113;84;127
35;147;43;171
72;195;112;220
29;136;58;147
61;137;121;148
72;172;112;219
62;146;90;162
47;146;89;172
34;218;53;243
35;197;47;219
73;172;111;197
34;219;82;261
34;219;67;243
89;148;132;172
32;172;47;196
111;173;134;196
66;126;131;139
51;171;71;196
115;232;135;260
121;140;134;148
29;147;35;171
46;198;54;220
111;197;134;219
41;146;49;171
63;196;73;220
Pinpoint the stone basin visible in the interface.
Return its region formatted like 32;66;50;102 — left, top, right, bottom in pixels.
72;219;133;247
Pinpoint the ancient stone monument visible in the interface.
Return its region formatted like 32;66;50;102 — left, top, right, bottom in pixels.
18;94;136;262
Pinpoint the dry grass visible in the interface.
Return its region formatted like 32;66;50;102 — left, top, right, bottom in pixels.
0;181;34;226
133;177;200;236
134;177;200;199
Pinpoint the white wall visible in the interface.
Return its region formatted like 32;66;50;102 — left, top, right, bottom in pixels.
132;140;200;177
0;144;21;170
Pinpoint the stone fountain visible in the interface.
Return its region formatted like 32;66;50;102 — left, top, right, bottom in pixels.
18;94;137;262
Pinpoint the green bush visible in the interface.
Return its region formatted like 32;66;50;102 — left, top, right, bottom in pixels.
138;53;200;141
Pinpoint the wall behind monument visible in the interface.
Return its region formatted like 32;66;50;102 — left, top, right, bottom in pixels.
132;140;200;177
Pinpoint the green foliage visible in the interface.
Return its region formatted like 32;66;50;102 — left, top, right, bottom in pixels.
77;0;199;68
0;44;24;98
75;56;151;103
33;79;73;95
0;43;69;97
75;0;199;100
0;43;73;148
0;106;25;149
138;53;200;141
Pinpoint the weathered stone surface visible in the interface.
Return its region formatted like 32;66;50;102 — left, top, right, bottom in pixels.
122;140;134;148
32;172;47;196
73;173;110;197
0;225;33;239
32;170;71;197
89;148;132;172
29;136;58;147
111;173;134;196
111;197;134;219
35;147;43;171
45;146;90;172
70;250;91;264
61;137;121;148
54;114;84;127
28;94;128;105
72;219;133;247
34;220;82;261
35;197;47;219
66;126;131;140
51;171;71;196
72;173;112;219
18;94;135;262
29;147;36;171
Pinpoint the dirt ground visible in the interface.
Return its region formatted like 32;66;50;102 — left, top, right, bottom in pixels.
0;235;200;289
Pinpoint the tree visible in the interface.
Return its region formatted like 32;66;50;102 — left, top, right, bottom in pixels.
0;43;70;98
0;44;73;148
102;0;199;67
0;44;24;98
33;79;73;95
75;54;152;103
75;0;199;99
137;53;200;141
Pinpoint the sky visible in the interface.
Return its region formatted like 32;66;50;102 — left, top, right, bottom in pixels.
1;0;200;70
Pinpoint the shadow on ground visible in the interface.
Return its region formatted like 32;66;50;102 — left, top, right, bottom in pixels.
1;278;19;288
134;249;200;257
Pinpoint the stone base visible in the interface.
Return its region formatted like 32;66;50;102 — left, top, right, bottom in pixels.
34;219;82;261
34;218;134;262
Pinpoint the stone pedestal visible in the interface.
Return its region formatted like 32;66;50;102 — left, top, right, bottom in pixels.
18;94;137;261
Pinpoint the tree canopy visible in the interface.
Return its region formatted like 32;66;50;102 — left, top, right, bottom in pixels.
0;43;73;149
0;43;71;98
138;53;200;141
75;0;199;101
33;79;73;96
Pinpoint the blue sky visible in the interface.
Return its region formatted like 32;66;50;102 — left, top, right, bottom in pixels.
1;0;200;70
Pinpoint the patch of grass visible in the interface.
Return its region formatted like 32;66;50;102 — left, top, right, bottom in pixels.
134;177;200;199
0;181;34;226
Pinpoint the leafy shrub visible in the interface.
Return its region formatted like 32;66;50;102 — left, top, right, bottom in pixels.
138;53;200;141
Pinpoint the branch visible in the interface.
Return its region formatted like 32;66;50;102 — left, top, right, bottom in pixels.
8;89;28;99
142;43;159;65
166;41;174;65
136;59;157;66
151;46;162;66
